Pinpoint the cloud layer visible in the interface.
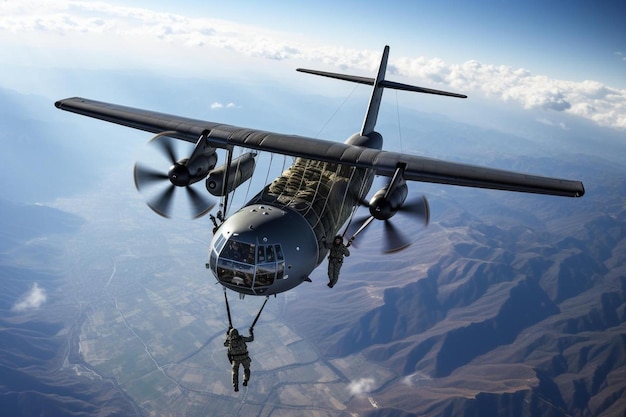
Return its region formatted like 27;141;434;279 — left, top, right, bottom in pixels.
12;282;47;312
1;0;624;129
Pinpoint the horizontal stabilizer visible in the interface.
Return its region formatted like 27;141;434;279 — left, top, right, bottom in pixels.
296;68;467;98
296;68;374;85
380;80;467;98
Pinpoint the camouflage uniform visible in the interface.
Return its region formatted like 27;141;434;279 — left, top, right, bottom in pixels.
224;328;254;391
324;236;350;288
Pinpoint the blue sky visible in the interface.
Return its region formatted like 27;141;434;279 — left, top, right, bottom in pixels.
0;0;624;132
136;0;626;87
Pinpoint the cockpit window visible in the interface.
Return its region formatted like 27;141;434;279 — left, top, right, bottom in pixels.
215;234;227;253
275;244;284;260
213;237;285;293
257;246;265;263
255;265;275;287
222;240;255;264
266;245;275;262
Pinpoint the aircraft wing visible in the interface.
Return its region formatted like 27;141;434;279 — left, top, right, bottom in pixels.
55;97;584;197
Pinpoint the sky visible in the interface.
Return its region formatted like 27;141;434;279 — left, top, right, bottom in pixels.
0;0;625;133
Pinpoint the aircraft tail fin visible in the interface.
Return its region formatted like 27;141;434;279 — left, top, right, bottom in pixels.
297;45;467;136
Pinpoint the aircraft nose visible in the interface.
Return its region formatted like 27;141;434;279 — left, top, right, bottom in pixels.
208;203;319;295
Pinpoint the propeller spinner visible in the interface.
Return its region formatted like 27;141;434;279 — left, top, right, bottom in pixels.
134;132;218;219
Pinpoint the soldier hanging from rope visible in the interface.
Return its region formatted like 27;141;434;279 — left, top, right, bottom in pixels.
322;235;351;288
224;326;254;392
222;290;268;392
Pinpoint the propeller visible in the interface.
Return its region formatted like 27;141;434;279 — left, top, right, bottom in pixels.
134;133;216;219
349;195;429;253
347;167;430;253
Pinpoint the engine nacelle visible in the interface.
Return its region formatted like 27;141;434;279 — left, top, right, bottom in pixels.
206;152;256;196
368;181;408;220
169;152;218;187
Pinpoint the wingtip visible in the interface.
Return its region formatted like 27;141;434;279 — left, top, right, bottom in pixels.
576;183;585;197
55;97;85;109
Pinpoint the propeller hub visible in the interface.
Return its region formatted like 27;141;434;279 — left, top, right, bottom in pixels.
369;197;394;220
168;164;190;187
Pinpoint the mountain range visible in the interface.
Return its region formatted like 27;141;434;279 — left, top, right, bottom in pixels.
284;155;625;416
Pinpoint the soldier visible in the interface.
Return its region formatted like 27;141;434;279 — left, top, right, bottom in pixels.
224;327;254;392
322;235;350;288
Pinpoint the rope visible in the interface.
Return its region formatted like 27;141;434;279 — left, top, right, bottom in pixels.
341;166;362;236
250;296;269;331
257;152;274;203
315;83;360;138
223;288;233;329
395;89;404;153
223;288;268;332
226;147;247;214
242;157;254;203
342;164;373;238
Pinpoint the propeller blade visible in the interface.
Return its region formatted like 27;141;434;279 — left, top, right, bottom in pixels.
346;214;370;236
345;214;373;248
382;220;412;254
400;195;430;226
151;135;178;164
134;163;169;191
146;185;176;218
186;186;216;219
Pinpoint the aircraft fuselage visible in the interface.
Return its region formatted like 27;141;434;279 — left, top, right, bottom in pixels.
207;133;381;295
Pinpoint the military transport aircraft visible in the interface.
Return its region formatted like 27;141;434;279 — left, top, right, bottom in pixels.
55;45;584;300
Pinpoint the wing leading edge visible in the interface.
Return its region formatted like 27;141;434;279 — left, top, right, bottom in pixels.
55;97;584;198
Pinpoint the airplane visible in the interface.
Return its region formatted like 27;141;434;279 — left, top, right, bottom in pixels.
55;45;584;300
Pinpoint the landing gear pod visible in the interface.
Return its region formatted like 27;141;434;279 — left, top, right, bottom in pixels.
206;152;256;196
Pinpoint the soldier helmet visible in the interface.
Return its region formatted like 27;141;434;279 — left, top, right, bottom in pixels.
229;328;239;337
333;235;343;243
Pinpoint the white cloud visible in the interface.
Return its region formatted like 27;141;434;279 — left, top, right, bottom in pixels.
393;58;626;130
210;102;239;110
1;0;625;130
536;118;569;130
12;282;47;312
347;377;375;396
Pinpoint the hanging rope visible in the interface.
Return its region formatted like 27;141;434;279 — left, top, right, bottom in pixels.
260;152;275;203
223;288;269;332
341;166;365;236
242;157;254;203
315;83;360;138
224;288;233;329
250;296;269;331
395;90;404;153
221;146;234;217
226;147;247;216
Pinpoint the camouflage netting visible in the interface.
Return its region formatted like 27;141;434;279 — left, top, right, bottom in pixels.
251;158;372;263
